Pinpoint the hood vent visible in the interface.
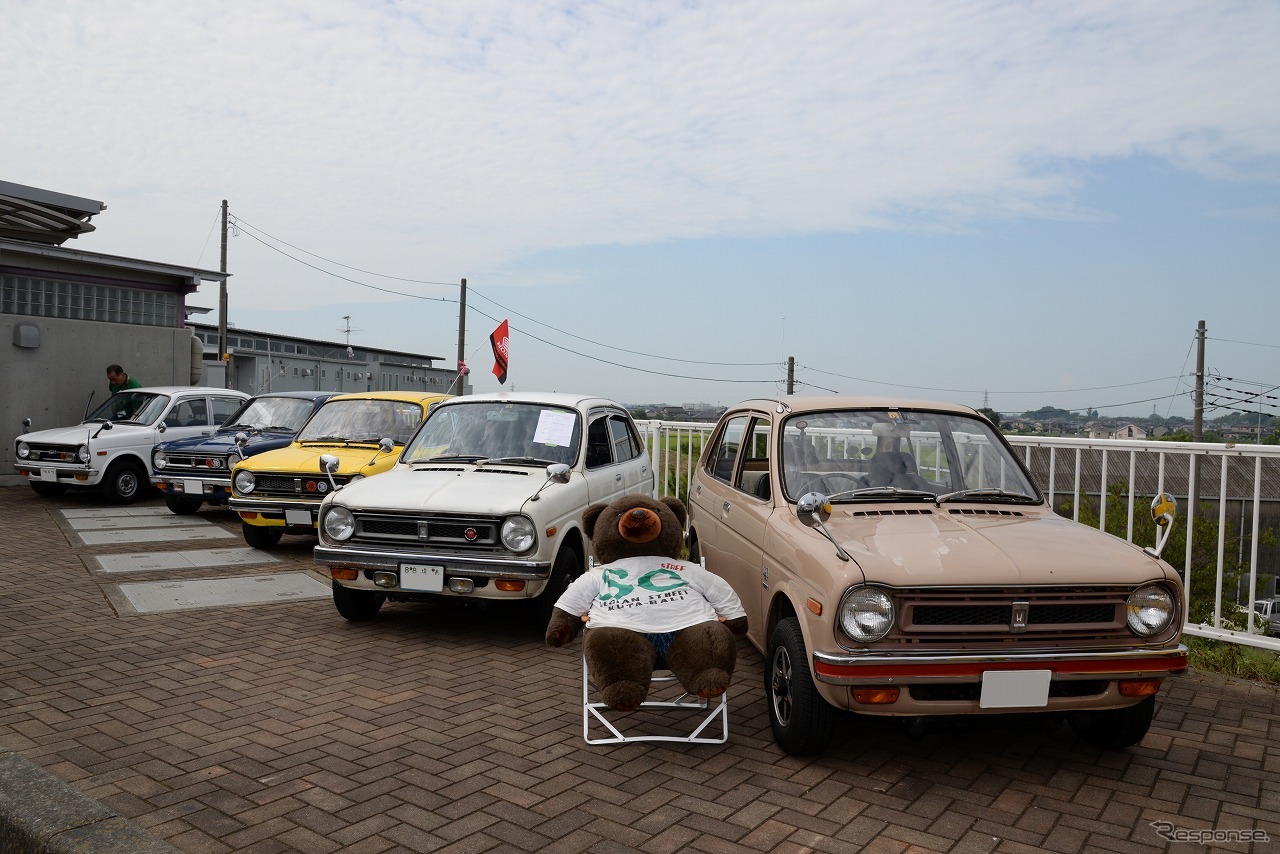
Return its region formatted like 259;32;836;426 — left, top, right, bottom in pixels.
947;508;1025;518
847;508;934;518
475;468;530;477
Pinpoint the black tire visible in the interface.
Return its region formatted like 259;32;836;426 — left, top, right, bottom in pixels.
30;482;67;498
103;460;146;504
1068;696;1155;749
241;521;284;550
165;495;203;515
687;535;701;564
766;617;835;755
332;580;385;622
534;545;582;626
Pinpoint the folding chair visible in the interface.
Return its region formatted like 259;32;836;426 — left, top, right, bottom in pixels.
580;558;730;745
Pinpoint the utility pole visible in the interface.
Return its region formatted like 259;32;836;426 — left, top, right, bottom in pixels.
455;278;467;396
1193;320;1206;442
218;200;229;389
786;357;795;395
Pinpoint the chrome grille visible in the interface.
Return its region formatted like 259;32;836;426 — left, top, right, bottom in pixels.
253;474;345;497
25;443;79;463
163;454;230;475
352;513;502;549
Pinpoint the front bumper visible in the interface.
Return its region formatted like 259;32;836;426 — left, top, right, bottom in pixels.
153;474;231;501
15;463;100;485
229;496;322;528
813;645;1189;684
314;544;552;580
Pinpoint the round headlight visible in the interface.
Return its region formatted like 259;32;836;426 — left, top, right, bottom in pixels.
77;445;89;463
839;586;896;643
1126;584;1174;636
154;451;167;470
501;516;536;552
17;442;29;459
226;454;240;470
323;506;355;541
233;470;256;494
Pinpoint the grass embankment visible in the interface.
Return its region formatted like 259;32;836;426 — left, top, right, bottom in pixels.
1187;636;1280;684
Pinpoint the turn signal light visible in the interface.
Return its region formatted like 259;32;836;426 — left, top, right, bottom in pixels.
1119;679;1162;697
852;687;900;705
330;568;358;581
495;579;525;592
239;512;259;520
806;598;822;616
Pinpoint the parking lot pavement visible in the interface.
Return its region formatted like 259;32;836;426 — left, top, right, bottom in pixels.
2;484;1279;853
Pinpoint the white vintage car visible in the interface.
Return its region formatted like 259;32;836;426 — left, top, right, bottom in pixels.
314;392;653;623
14;386;249;503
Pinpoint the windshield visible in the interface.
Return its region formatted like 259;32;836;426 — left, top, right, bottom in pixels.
780;409;1039;503
87;392;169;425
296;399;424;445
403;401;580;465
224;396;318;433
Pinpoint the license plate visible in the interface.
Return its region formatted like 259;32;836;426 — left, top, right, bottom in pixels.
284;509;312;526
37;468;57;481
979;669;1052;709
400;564;444;592
182;479;204;495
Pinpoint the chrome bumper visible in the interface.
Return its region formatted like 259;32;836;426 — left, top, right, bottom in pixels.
314;544;552;580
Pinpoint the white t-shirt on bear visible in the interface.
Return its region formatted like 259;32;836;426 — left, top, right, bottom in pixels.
554;555;747;633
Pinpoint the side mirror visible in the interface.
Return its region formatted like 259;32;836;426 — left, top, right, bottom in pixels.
379;437;395;454
22;418;31;431
795;492;850;562
530;463;572;501
1144;493;1177;559
101;421;113;431
233;432;249;460
157;423;167;434
320;453;340;492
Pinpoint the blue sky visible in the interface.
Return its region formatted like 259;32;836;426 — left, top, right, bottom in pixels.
4;1;1278;417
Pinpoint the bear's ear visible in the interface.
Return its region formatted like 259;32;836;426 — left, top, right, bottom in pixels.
660;496;687;528
582;503;609;539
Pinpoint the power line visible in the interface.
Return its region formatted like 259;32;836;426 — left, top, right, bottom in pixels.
795;363;1185;396
1207;336;1280;351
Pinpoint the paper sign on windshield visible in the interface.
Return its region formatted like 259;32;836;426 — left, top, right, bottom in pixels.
533;410;575;447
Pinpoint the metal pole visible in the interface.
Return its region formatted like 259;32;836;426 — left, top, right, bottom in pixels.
787;356;794;395
219;200;229;388
1193;320;1205;441
455;278;467;396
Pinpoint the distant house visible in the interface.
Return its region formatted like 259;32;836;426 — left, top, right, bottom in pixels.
1110;423;1148;440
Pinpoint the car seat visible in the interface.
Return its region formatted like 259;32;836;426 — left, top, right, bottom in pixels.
866;450;932;491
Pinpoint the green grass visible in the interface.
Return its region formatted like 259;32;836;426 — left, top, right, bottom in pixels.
1186;636;1280;685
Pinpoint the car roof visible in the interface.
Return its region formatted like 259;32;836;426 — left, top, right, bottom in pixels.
432;391;625;409
323;391;453;404
125;386;250;396
247;390;336;400
727;395;981;417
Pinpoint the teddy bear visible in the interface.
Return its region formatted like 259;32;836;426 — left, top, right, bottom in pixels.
545;494;747;712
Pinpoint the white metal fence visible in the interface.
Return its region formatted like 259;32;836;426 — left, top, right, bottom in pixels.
637;420;1280;653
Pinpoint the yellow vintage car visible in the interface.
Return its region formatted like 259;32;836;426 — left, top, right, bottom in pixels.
229;391;449;548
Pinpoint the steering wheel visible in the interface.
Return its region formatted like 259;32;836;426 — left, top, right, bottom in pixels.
816;473;866;494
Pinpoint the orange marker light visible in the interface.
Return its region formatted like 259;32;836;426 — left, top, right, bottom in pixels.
806;598;823;616
852;688;900;705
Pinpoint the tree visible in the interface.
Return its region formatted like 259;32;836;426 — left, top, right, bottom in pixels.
977;407;1001;428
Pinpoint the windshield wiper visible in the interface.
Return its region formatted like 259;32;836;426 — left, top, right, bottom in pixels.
935;488;1037;506
823;486;937;501
300;436;350;444
481;456;556;467
417;453;485;463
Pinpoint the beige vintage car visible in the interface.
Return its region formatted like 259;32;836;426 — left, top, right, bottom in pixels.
687;396;1187;755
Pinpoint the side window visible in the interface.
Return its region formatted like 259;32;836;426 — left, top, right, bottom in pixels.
210;397;241;426
734;416;772;499
585;415;613;469
607;414;641;463
707;415;748;484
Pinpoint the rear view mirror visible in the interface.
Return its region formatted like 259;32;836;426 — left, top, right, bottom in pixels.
1144;493;1177;559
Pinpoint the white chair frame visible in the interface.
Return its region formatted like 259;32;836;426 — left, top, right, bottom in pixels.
579;557;729;745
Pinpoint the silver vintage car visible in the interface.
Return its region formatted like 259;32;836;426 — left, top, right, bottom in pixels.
687;396;1187;755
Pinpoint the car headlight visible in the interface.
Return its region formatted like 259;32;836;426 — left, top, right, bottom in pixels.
1126;584;1174;636
154;451;167;470
323;506;355;541
226;454;240;470
233;470;256;494
77;445;89;463
501;516;536;552
17;442;29;459
839;586;896;643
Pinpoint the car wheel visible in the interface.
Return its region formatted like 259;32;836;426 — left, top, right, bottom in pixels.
332;580;385;622
534;545;582;626
241;521;284;550
766;617;835;755
687;534;701;564
1068;696;1155;749
103;460;146;504
164;495;203;515
30;482;68;498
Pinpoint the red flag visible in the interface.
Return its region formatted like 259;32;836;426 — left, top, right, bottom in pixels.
489;319;509;384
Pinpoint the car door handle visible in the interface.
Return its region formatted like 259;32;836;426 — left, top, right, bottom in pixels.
722;501;731;512
615;473;622;484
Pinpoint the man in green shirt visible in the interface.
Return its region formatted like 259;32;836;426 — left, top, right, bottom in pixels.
106;364;141;394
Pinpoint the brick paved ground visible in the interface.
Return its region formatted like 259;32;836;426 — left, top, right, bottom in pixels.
1;483;1278;853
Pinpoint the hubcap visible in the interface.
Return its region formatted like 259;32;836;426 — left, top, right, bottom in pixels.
770;645;793;726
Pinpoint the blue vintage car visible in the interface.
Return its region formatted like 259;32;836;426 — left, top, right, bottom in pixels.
151;390;336;514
